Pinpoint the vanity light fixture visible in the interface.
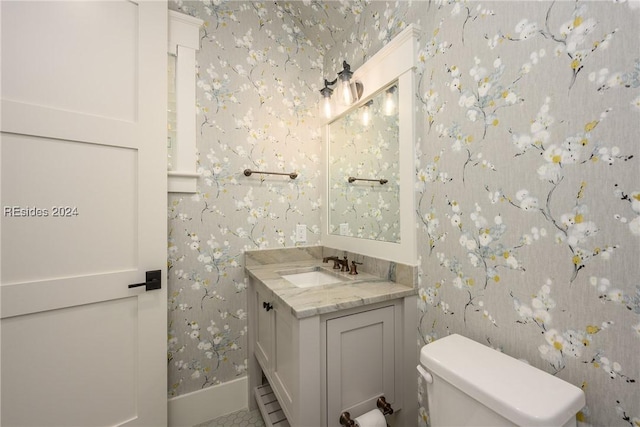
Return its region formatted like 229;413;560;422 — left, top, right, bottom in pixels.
361;100;373;126
319;61;364;119
384;85;397;116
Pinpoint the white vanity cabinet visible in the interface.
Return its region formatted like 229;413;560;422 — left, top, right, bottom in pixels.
248;277;415;427
252;282;322;424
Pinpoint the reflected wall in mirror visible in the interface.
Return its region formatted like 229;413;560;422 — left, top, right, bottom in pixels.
328;82;400;242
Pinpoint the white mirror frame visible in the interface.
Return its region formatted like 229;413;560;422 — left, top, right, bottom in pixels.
322;24;420;266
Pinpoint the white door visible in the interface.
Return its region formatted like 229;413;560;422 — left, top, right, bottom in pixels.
0;1;167;426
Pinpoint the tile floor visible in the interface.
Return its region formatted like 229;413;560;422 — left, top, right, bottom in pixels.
195;409;265;427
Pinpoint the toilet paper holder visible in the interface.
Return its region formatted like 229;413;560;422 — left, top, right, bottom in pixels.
338;412;356;427
339;396;394;426
376;396;394;415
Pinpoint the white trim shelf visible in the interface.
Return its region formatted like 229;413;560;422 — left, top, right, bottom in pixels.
254;384;291;427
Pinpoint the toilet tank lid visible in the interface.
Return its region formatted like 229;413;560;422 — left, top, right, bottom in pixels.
420;334;585;427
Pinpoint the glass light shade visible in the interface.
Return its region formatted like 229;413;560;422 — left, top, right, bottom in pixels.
384;88;397;116
338;77;355;106
321;93;334;119
361;101;373;126
337;61;355;106
361;106;370;126
319;84;335;119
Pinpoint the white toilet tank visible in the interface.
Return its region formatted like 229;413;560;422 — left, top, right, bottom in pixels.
419;334;585;427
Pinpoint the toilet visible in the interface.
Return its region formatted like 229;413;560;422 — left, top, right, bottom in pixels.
418;334;585;427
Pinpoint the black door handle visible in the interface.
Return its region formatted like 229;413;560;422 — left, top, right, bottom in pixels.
263;302;273;311
129;270;162;291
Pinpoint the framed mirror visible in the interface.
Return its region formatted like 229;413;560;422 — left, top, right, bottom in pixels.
322;25;420;265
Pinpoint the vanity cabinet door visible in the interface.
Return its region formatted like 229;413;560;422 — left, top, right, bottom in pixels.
254;287;274;371
325;305;396;425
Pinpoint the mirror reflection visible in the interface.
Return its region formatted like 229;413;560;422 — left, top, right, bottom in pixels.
328;82;400;242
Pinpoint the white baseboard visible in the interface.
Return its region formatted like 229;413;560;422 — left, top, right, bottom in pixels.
168;377;248;427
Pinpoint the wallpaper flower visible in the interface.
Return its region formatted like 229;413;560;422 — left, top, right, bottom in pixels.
167;1;639;426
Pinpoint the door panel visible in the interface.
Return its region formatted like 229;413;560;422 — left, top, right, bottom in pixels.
1;1;139;122
0;1;167;426
1;298;138;427
1;134;138;285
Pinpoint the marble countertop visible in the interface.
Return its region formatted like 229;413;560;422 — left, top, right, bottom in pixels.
245;256;417;319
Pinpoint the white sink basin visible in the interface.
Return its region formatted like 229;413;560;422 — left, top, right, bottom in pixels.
279;268;346;288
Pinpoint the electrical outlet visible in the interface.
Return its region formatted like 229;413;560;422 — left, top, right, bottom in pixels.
340;223;349;236
295;224;307;242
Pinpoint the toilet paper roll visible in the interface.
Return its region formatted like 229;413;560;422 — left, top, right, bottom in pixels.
354;409;386;427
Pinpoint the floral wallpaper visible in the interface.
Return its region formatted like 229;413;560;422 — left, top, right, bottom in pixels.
167;0;324;397
167;1;639;426
407;2;639;426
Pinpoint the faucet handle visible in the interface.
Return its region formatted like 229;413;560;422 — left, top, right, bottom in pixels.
349;261;362;275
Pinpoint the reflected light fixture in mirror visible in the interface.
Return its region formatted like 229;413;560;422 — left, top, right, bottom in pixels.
384;85;397;116
361;100;373;126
